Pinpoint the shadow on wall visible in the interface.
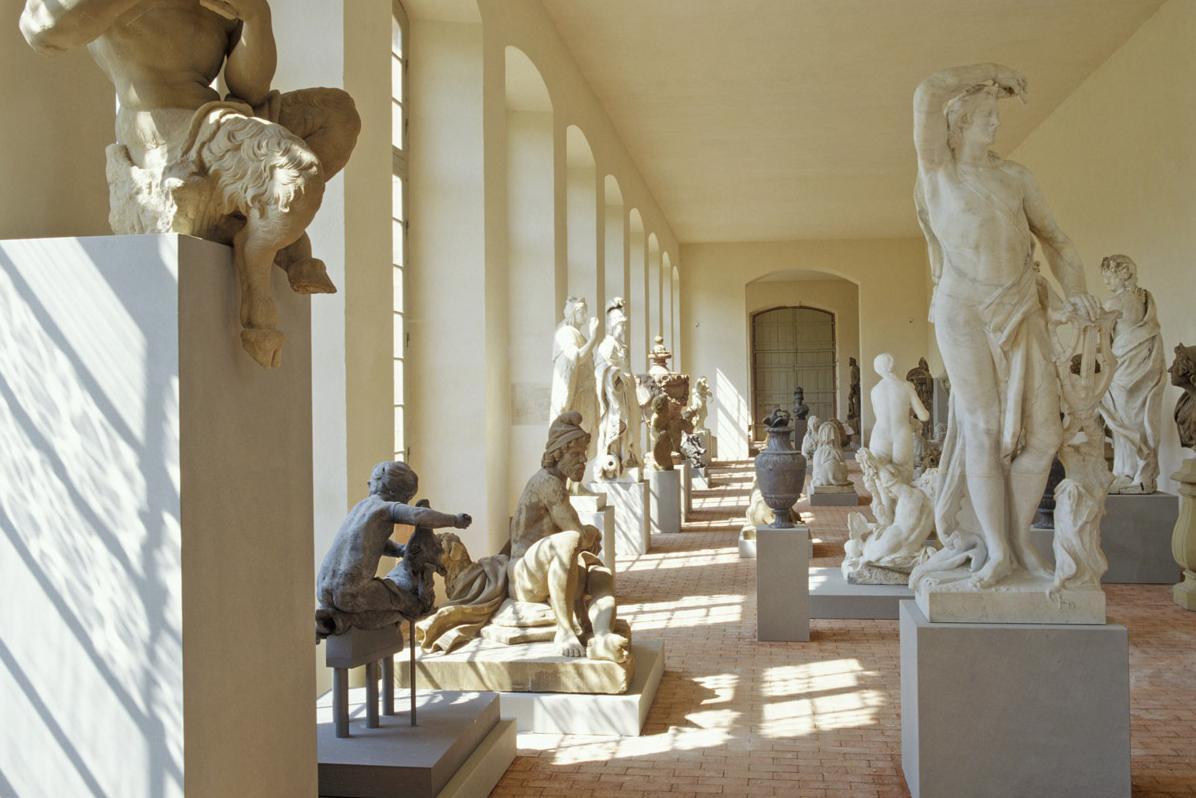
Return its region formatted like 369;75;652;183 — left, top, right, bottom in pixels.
0;238;184;797
715;368;749;460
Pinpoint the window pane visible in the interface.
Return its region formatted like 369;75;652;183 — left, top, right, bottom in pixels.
393;363;404;402
392;218;404;266
391;100;404;151
392;264;403;311
391;54;404;104
393;311;404;356
393;405;404;454
391;15;403;57
392;175;404;218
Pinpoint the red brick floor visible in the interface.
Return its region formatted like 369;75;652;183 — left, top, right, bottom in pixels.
491;461;1196;798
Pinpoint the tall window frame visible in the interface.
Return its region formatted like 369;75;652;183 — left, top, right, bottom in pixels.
392;1;409;461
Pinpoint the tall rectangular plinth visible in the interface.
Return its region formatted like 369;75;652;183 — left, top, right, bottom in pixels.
571;494;616;575
591;480;650;556
899;601;1130;798
0;235;315;797
649;469;681;535
755;525;810;641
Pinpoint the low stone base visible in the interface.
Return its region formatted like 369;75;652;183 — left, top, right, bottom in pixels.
900;601;1130;798
316;690;512;798
914;571;1105;624
809;486;859;506
398;637;634;694
1029;492;1180;584
590;479;650;557
756;525;810;641
810;567;912;620
844;563;910;585
649;469;681;535
496;641;664;735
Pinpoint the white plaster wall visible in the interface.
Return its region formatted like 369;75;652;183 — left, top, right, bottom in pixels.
1009;0;1196;492
681;239;930;460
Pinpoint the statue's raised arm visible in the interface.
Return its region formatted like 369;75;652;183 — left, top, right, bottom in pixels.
20;0;145;52
912;63;1026;168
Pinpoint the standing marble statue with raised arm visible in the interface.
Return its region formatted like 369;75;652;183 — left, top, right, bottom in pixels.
912;63;1101;590
1098;255;1166;494
592;298;642;481
20;0;361;368
870;353;931;481
551;297;601;454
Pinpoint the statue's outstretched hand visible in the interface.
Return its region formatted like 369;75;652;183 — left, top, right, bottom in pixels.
455;513;472;529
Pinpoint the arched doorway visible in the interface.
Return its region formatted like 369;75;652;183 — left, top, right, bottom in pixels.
751;306;836;435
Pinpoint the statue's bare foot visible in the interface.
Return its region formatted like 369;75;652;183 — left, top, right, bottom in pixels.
241;328;285;368
586;632;629;663
970;554;1014;588
554;629;585;658
286;258;338;294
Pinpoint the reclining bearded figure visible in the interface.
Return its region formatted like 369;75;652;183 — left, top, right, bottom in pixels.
20;0;361;368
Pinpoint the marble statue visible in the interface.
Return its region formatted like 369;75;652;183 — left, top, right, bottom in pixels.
847;357;862;442
20;0;361;369
1098;255;1166;494
551;298;600;453
1174;344;1196;450
688;377;712;436
315;462;471;637
904;357;934;439
869;353;931;481
592;298;642;481
913;63;1102;591
417;413;629;663
843;449;936;584
800;415;821;461
811;421;852;488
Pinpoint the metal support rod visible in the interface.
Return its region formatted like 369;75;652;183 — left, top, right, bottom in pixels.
383;656;395;716
365;660;380;728
333;667;350;738
409;618;417;726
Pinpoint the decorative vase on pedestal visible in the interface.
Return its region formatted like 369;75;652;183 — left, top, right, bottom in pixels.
1172;458;1196;611
755;422;806;528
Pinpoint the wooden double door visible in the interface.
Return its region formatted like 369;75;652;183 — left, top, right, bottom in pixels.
751;306;836;437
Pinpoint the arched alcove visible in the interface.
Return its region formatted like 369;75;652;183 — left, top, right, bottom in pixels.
505;46;554;506
565;125;599;316
628;209;646;369
647;233;661;367
671;261;682;369
603;175;625;315
662;250;673;350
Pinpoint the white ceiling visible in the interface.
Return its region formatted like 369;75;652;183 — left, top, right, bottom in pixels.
540;0;1164;243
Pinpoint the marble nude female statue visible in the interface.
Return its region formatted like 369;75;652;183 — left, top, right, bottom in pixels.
551;297;600;455
1098;255;1166;494
913;63;1101;587
869;352;930;481
20;0;361;368
592;297;642;481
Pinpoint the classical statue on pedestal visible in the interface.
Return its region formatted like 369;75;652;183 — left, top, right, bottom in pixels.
870;353;931;482
811;421;852;489
843;449;936;584
20;0;361;368
913;62;1102;591
688;376;712;436
1098;255;1166;494
315;462;471;637
551;297;600;458
592;298;642;481
847;357;862;442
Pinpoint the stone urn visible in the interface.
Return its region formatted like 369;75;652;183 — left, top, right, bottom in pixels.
755;423;806;528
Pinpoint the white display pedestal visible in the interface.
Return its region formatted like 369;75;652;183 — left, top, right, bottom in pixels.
808;485;859;506
755;525;810;641
1029;492;1180;584
649;469;681;535
809;567;912;619
571;494;616;574
900;601;1130;798
0;235;316;797
590;479;650;556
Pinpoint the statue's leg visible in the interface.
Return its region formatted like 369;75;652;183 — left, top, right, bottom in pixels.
935;304;1012;587
277;88;362;180
1008;320;1063;577
512;533;584;657
273;232;337;295
333;577;423;619
580;554;628;663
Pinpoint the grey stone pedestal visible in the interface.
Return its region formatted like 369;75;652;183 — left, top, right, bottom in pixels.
808;486;859;506
755;525;810;641
900;601;1130;798
590;479;650;556
1030;492;1180;583
649;469;681;535
809;567;912;619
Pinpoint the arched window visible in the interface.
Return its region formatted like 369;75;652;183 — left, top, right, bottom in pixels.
392;1;409;460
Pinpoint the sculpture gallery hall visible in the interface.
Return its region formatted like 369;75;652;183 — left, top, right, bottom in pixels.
4;1;1196;796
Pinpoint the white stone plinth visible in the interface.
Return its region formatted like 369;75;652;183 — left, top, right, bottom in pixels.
900;601;1130;798
494;640;664;736
591;479;650;556
809;484;860;506
756;526;810;641
0;235;315;797
649;469;681;535
914;571;1105;624
738;525;757;558
316;689;513;798
810;567;912;620
572;494;616;574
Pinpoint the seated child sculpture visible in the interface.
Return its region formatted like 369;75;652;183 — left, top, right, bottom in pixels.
315;461;471;638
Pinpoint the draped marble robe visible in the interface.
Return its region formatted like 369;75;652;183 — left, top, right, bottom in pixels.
551;317;599;453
